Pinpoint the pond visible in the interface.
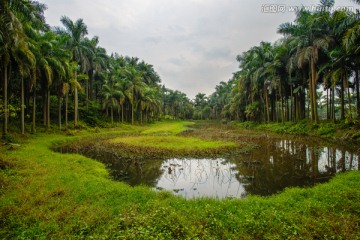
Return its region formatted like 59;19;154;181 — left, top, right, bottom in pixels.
55;135;359;199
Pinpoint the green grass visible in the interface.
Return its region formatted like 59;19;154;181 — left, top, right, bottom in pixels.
237;120;360;141
110;135;236;150
1;121;360;239
141;120;194;135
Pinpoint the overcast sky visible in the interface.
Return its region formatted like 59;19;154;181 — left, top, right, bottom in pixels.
42;0;357;99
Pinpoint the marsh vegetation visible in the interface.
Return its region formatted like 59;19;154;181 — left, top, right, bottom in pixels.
1;121;360;239
55;121;359;199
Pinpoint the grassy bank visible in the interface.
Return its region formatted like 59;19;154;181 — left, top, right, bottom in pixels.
1;121;360;239
237;120;360;142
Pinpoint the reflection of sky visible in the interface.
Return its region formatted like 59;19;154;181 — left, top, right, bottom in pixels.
155;158;245;199
317;149;359;173
305;147;359;173
153;141;359;199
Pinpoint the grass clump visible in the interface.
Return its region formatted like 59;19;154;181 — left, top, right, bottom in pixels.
141;120;194;135
110;135;236;150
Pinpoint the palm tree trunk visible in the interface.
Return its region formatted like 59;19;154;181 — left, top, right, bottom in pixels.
307;89;310;120
265;88;270;123
308;69;313;121
311;58;319;123
295;93;298;121
118;108;121;123
89;69;94;100
74;71;78;127
58;93;62;130
290;85;293;121
25;81;30;118
356;70;359;119
47;88;50;131
286;97;289;121
132;88;135;125
280;92;284;123
326;88;329;120
301;88;306;119
32;88;36;133
345;75;352;121
332;85;336;123
86;78;89;110
329;88;332;120
65;93;68;130
340;77;345;120
21;77;25;134
43;90;46;127
111;106;113;124
3;64;8;136
140;109;143;125
121;103;124;123
74;87;78;127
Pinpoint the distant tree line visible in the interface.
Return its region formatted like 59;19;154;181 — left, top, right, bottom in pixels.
193;0;360;123
0;0;194;136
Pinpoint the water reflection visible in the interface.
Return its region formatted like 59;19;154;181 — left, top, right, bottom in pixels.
233;138;359;196
54;136;359;199
156;158;245;199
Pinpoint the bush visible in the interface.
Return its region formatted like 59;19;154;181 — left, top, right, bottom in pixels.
237;121;257;129
1;134;17;143
316;123;335;136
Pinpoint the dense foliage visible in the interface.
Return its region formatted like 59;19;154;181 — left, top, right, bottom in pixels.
2;0;360;135
195;0;360;123
0;0;194;137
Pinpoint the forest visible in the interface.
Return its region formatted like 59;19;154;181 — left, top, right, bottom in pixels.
1;0;194;137
1;1;360;239
1;0;360;137
204;1;360;123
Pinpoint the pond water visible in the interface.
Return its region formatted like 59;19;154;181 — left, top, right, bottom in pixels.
55;136;359;199
155;158;244;199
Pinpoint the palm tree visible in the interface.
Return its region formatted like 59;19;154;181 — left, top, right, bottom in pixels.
138;86;162;124
114;80;126;123
30;29;69;131
0;0;44;136
13;41;36;134
83;36;107;103
56;16;92;127
122;65;145;125
342;10;360;118
138;61;161;86
102;82;121;124
279;7;333;123
194;93;208;120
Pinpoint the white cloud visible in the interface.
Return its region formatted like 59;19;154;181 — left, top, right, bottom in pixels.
42;0;358;98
